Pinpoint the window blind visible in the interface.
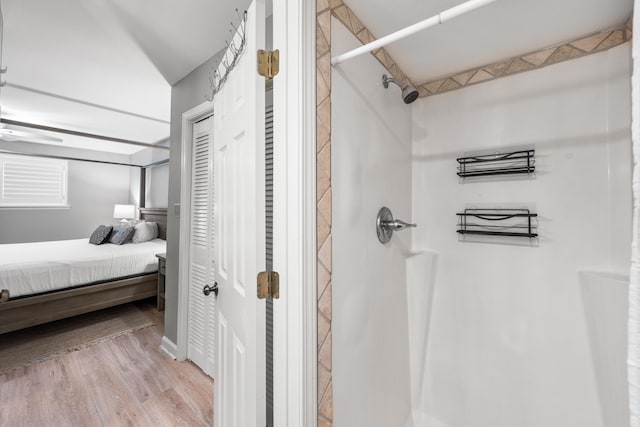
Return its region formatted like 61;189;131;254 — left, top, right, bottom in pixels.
0;153;68;207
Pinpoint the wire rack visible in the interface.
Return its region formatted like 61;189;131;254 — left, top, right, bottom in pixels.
456;150;535;178
456;208;538;238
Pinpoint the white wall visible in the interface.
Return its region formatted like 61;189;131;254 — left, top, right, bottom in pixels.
129;164;169;209
129;142;170;209
165;52;220;344
147;164;169;207
412;43;632;427
332;19;414;427
0;142;133;244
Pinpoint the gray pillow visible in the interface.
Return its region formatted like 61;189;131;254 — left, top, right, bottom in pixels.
132;221;158;243
109;225;135;245
89;225;113;245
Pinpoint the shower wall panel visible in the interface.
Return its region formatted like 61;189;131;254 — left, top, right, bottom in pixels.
332;19;414;427
411;43;632;427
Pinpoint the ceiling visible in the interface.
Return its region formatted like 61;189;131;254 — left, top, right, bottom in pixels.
341;0;633;84
0;0;634;156
0;0;251;155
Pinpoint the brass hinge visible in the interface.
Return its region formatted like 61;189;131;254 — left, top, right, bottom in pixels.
257;270;280;299
257;49;280;79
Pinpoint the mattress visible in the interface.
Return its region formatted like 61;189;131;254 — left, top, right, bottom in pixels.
0;238;167;298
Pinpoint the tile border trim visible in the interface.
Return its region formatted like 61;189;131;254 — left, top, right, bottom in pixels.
330;4;632;98
316;0;338;425
417;20;633;97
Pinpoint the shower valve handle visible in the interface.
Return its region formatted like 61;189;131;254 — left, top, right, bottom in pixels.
382;219;416;231
376;207;417;244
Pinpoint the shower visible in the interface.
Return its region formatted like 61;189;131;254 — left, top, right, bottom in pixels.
382;74;419;104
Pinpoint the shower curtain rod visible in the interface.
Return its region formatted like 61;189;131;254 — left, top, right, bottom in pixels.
331;0;498;66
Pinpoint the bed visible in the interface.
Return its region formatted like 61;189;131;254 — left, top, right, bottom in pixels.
0;208;167;334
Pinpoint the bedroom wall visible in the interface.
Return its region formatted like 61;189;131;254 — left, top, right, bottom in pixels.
0;142;132;244
166;52;219;344
130;142;170;208
146;164;169;207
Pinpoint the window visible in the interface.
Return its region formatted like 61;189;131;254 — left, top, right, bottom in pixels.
0;153;68;208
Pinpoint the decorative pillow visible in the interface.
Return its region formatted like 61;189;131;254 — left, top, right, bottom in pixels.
132;221;159;244
89;225;113;245
109;225;135;245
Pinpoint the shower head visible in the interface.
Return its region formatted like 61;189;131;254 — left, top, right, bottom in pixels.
382;74;419;104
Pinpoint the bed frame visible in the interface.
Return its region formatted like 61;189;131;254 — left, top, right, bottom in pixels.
0;208;168;335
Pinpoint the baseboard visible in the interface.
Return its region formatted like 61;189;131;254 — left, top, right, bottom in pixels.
160;335;178;359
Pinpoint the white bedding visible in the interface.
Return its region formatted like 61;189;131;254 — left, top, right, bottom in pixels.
0;238;166;298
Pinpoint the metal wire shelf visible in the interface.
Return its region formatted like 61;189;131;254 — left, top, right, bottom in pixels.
456;150;535;178
456;208;538;238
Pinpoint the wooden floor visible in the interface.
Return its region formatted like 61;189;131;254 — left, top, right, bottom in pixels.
0;299;213;426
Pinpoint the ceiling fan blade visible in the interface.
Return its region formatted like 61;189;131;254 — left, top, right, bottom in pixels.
0;127;63;143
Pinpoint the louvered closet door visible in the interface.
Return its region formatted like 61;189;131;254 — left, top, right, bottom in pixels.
265;100;274;426
187;116;215;376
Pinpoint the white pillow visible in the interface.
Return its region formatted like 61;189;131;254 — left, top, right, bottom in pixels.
132;221;158;243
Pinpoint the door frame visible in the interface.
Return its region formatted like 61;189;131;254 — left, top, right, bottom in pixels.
176;0;318;424
177;99;214;361
272;0;317;425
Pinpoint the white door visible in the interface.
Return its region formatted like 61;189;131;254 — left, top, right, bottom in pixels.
187;116;215;376
213;0;266;425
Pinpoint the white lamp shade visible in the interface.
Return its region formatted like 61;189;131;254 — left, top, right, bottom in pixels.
113;204;136;219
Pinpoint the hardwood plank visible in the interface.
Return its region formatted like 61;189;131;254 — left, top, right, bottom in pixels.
83;360;154;426
135;299;165;336
104;332;171;403
142;388;210;427
0;305;213;426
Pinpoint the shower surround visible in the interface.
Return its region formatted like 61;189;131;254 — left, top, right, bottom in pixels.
330;10;632;427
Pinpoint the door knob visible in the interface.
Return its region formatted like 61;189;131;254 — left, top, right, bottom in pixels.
203;282;219;297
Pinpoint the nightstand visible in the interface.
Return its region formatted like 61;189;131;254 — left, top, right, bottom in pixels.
156;253;166;311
